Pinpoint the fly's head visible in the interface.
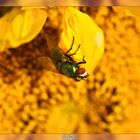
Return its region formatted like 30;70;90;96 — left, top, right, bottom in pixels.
75;67;89;81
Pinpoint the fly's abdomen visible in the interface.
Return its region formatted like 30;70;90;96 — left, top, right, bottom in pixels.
57;62;78;77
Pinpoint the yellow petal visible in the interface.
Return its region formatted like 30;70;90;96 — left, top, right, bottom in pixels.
59;7;104;74
124;6;140;16
8;7;47;47
0;7;47;51
47;102;84;133
0;8;21;51
113;6;140;17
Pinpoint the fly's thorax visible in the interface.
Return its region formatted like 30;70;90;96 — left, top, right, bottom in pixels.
51;47;68;63
57;61;79;77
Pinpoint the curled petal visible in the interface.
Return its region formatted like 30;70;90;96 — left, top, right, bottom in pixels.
0;8;21;51
8;7;47;47
59;7;104;74
123;7;140;17
113;6;140;17
0;7;47;51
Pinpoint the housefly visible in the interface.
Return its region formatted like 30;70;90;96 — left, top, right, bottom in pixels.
38;35;89;81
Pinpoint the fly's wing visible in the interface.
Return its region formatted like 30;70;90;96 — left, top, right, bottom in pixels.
44;32;58;57
36;56;59;73
45;33;67;62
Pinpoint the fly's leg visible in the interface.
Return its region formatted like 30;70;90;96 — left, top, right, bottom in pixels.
69;44;80;57
66;36;74;55
65;44;81;61
65;36;80;62
77;56;86;65
66;36;80;56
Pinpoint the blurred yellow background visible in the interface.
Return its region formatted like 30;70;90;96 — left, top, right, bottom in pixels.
0;7;140;134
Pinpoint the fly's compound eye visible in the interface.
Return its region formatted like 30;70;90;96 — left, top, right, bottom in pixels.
76;68;88;78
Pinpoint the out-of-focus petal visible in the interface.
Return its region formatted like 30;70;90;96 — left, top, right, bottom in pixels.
0;8;21;51
46;101;88;133
59;7;104;74
113;6;140;17
7;7;47;47
123;7;140;17
0;7;47;51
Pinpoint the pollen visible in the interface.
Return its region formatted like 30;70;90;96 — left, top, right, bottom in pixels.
0;7;140;134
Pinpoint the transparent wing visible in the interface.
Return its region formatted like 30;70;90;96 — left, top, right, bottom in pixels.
36;56;59;73
45;33;68;63
44;29;59;57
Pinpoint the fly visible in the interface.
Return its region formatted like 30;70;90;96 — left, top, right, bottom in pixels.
38;35;89;81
